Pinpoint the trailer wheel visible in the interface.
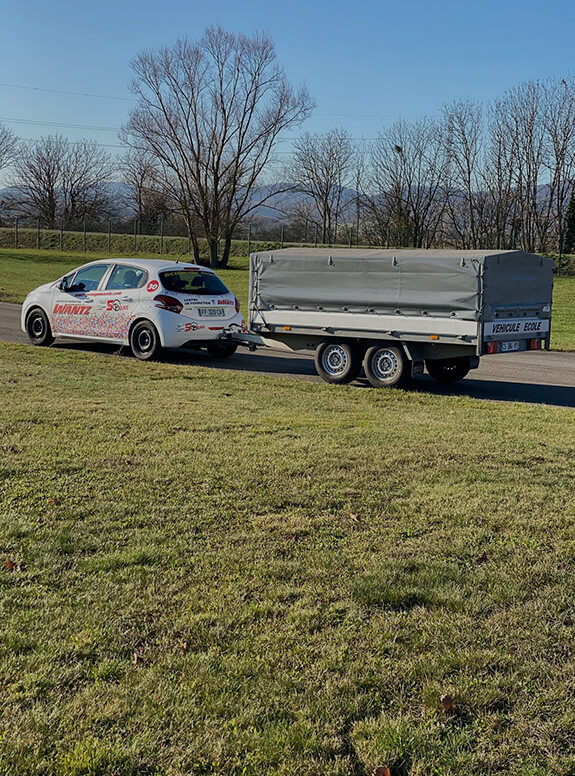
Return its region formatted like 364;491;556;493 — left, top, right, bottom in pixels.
363;345;409;388
315;341;361;384
426;357;470;384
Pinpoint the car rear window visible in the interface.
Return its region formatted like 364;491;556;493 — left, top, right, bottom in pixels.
159;269;229;295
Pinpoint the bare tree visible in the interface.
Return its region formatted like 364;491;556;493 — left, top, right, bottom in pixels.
367;118;447;248
123;26;313;267
121;148;172;232
9;135;114;227
288;128;355;244
0;123;17;176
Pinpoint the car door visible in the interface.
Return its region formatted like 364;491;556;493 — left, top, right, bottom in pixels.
92;264;149;341
51;264;110;337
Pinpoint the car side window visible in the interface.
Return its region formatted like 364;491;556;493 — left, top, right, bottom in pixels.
105;265;148;291
69;265;109;293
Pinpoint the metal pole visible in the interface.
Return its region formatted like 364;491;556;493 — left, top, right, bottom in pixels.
83;218;87;252
247;224;251;257
15;218;19;249
314;224;318;248
160;216;164;255
36;219;40;250
108;219;112;254
60;220;64;251
349;226;353;248
133;219;137;252
280;224;284;249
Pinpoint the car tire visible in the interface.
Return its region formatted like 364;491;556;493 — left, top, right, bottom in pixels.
129;321;162;361
26;308;54;347
426;357;470;384
363;344;409;388
206;341;238;359
314;341;362;384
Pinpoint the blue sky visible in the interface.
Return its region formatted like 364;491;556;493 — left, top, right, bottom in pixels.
1;0;573;172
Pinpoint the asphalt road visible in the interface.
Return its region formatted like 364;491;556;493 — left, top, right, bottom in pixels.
2;302;574;408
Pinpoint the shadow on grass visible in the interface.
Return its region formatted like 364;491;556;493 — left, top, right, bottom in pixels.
43;339;575;408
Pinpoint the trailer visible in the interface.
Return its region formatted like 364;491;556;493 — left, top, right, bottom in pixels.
235;248;554;387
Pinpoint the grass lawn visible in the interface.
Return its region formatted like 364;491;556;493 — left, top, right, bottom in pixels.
0;248;573;351
1;342;574;775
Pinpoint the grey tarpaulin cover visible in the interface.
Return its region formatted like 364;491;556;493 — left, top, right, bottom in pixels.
251;249;554;320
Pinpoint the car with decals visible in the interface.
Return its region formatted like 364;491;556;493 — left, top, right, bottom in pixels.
21;259;245;360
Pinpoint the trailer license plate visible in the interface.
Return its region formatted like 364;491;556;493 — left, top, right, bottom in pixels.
500;340;521;352
197;308;225;317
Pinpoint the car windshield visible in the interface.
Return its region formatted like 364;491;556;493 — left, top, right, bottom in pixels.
159;269;229;296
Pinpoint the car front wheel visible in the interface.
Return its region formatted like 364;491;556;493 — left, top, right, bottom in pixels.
26;308;54;346
130;321;162;361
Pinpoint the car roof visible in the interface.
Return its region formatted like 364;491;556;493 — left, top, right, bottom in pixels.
77;258;213;273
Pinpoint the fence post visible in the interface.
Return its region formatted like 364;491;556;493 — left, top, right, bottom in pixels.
160;216;164;255
108;219;111;253
314;225;318;248
304;219;308;244
247;224;251;257
83;219;87;252
15;218;19;249
36;219;40;250
280;224;284;249
60;220;64;251
133;219;137;252
188;233;192;255
349;226;353;248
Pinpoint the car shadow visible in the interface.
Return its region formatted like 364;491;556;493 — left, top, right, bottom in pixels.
51;342;575;409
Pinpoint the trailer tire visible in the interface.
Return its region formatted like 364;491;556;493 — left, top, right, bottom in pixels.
426;356;470;384
315;341;362;384
363;345;409;388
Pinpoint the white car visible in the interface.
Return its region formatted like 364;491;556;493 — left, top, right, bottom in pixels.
21;258;245;360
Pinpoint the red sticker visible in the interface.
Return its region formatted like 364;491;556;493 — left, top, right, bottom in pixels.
147;280;159;292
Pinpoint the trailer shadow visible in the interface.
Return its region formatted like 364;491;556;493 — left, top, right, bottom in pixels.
51;341;575;409
409;375;575;409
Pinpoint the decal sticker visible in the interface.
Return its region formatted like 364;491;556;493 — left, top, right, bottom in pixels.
177;322;205;332
146;280;159;293
106;300;129;312
53;303;91;315
218;299;234;305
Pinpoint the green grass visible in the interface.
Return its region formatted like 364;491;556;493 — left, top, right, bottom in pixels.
550;276;575;350
1;343;574;775
0;248;251;313
0;248;573;350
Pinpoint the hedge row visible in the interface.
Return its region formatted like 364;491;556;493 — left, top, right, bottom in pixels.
0;228;280;260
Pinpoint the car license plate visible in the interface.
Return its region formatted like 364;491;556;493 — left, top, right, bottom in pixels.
500;340;521;352
197;308;225;317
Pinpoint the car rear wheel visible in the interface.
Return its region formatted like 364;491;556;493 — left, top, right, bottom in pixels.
26;308;54;346
130;321;162;361
363;345;409;388
314;341;362;384
426;357;470;384
206;341;238;359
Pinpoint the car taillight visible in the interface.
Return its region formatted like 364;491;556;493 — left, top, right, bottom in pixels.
485;341;499;354
234;296;240;313
528;338;540;350
154;294;183;314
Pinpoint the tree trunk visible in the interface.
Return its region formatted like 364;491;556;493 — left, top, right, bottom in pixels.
208;239;219;269
219;235;233;269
